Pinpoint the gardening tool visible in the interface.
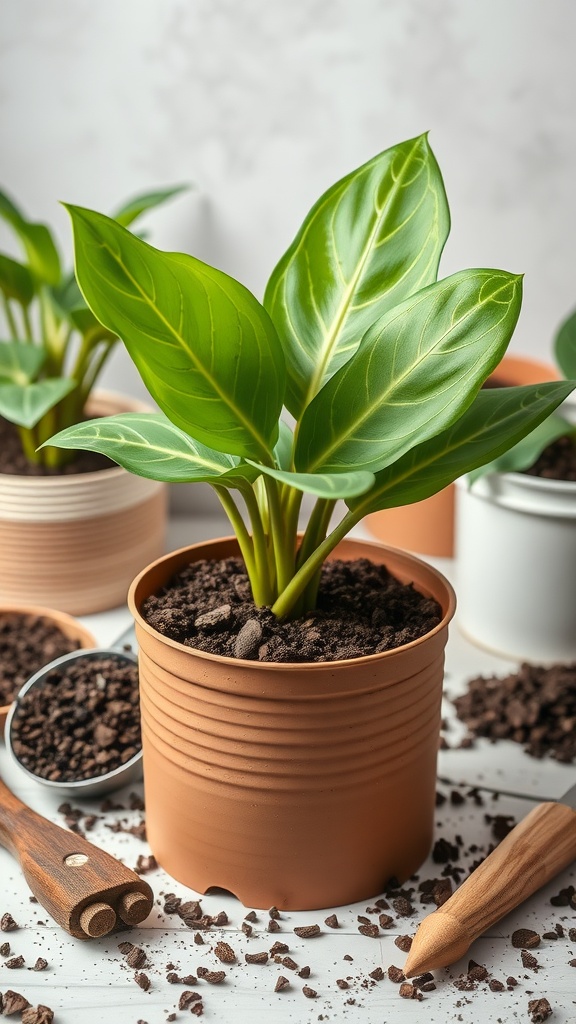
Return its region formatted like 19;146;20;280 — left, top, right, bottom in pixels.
4;622;142;798
404;780;576;976
0;770;153;939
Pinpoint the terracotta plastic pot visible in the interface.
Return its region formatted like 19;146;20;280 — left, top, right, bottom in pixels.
455;473;576;663
364;353;560;558
0;391;167;614
129;535;455;910
0;604;96;731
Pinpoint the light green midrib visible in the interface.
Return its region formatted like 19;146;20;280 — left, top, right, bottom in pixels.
299;137;425;410
305;276;517;471
351;394;557;517
57;428;234;474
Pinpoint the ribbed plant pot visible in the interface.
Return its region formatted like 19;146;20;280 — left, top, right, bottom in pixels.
129;536;455;910
364;354;560;558
0;391;167;614
455;473;576;663
0;604;96;730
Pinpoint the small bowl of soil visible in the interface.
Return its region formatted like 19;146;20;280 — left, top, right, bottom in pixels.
6;646;142;798
0;605;96;730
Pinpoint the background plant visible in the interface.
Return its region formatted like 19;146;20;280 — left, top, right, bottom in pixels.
0;184;185;469
468;306;576;482
48;134;576;618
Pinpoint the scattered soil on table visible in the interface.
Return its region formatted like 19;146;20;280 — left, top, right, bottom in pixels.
0;613;81;706
524;433;576;482
142;556;443;662
10;654;140;781
452;662;576;762
0;415;113;476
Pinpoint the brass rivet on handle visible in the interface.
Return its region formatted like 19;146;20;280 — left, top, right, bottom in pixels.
79;902;117;937
118;890;151;925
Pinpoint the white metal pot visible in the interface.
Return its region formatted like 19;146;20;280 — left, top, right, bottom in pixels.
455;472;576;663
0;391;167;615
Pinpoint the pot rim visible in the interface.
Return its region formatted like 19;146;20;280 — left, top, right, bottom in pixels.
128;534;456;672
460;471;576;495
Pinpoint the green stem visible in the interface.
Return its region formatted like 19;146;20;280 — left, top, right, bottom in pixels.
297;499;337;614
17;425;41;464
39;287;65;375
264;474;295;595
271;508;361;619
213;485;269;606
239;482;274;605
2;295;19;340
20;304;34;342
296;498;335;569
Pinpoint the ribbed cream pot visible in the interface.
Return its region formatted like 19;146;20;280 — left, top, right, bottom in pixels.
0;392;167;614
129;535;455;910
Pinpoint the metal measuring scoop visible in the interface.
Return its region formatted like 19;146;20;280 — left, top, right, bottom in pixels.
4;623;142;798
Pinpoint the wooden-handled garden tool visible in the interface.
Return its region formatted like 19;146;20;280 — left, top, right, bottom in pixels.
0;774;153;939
404;781;576;977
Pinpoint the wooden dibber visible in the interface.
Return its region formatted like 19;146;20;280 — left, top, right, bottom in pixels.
404;799;576;977
0;775;153;939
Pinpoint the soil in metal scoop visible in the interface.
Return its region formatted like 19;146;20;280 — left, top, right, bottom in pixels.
10;654;140;782
142;556;443;663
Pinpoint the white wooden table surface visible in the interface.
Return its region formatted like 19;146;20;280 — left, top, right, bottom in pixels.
1;517;574;1024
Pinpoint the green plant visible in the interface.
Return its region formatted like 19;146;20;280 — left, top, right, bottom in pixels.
468;306;576;482
47;134;575;618
0;184;186;468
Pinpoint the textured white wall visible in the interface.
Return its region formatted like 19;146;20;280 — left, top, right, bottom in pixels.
1;0;574;509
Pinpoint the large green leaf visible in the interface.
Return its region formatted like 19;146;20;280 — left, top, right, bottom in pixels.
296;269;523;474
347;381;576;515
554;306;576;379
0;378;76;428
0;190;61;285
0;253;35;306
467;411;573;483
45;413;257;484
0;341;45;383
264;133;450;417
246;460;375;499
65;205;285;461
112;185;189;228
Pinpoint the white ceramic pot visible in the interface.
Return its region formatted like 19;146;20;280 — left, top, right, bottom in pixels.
455;473;576;663
0;391;167;614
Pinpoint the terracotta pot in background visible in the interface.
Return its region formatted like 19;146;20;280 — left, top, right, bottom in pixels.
129;535;455;910
364;353;560;558
0;604;96;731
0;391;167;614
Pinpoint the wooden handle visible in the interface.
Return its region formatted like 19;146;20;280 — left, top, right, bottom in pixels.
0;777;153;939
405;801;576;975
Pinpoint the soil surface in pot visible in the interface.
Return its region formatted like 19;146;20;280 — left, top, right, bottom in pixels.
0;416;113;476
142;556;442;663
524;435;576;482
0;613;81;705
10;654;141;781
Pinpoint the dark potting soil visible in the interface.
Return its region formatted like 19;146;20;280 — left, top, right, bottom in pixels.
452;661;576;763
0;416;113;476
142;556;443;663
10;654;141;782
524;434;576;482
0;614;81;706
